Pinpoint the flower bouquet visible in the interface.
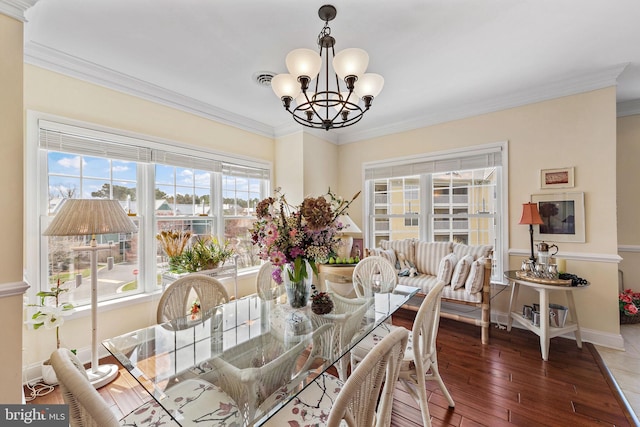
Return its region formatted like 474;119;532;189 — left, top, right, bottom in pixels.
251;187;359;308
619;288;640;324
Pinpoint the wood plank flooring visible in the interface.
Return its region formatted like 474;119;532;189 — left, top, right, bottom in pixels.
25;309;635;426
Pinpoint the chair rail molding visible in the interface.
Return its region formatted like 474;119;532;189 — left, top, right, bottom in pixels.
0;280;29;298
509;248;623;264
619;245;640;253
0;0;38;22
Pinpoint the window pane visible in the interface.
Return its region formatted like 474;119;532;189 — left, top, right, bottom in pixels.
156;164;175;185
82;156;110;179
112;160;137;181
48;152;81;176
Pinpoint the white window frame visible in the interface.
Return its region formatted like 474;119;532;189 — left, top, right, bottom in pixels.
362;142;508;282
25;111;272;305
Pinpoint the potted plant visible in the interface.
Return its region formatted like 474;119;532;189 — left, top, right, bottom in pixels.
158;231;235;274
189;236;234;272
27;279;76;384
157;229;192;271
619;289;640;324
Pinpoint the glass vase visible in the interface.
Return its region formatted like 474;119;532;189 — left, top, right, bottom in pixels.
283;259;312;308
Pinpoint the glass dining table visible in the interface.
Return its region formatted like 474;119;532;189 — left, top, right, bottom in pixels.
103;284;419;426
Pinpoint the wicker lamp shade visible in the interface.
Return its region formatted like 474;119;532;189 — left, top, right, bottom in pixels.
44;199;137;237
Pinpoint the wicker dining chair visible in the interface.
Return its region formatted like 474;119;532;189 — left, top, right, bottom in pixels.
260;327;408;427
50;348;241;427
157;274;229;324
350;280;454;427
352;255;398;298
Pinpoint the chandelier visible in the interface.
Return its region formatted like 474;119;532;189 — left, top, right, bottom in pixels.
271;4;384;131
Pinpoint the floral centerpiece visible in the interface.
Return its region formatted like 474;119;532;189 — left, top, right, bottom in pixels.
251;187;359;308
619;288;640;324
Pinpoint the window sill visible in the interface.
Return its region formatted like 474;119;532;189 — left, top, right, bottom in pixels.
64;290;164;320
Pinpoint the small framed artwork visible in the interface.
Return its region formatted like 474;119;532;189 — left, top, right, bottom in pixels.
352;238;363;258
540;167;574;189
531;192;585;243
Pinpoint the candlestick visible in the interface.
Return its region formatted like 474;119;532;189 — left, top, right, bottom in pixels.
556;257;566;274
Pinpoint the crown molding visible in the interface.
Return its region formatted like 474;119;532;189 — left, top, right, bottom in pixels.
24;41;276;138
0;0;37;22
617;99;640;117
336;63;629;145
23;40;629;144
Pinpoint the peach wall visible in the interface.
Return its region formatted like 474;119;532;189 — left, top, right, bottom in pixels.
617;114;640;292
0;13;25;403
339;88;620;339
302;132;338;198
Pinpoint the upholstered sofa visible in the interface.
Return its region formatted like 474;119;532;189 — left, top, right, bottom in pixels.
366;239;493;344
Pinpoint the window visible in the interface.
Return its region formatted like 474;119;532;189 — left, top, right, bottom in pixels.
222;164;269;269
27;114;270;307
364;143;505;280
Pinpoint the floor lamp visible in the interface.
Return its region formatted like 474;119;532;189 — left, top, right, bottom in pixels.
43;199;138;388
519;202;544;263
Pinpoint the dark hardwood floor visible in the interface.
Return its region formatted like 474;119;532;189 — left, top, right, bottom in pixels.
26;309;636;426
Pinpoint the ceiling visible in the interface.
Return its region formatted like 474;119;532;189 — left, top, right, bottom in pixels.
21;0;640;144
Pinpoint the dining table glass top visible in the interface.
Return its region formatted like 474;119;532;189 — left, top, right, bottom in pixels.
103;284;419;426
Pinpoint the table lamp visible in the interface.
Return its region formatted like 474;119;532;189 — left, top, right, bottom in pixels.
519;202;544;263
335;215;361;260
43;199;137;388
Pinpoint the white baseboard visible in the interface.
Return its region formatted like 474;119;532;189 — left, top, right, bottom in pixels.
439;303;625;350
492;309;625;350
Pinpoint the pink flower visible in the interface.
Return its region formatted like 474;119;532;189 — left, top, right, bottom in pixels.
625;289;634;294
626;303;639;315
620;294;633;304
289;247;305;259
270;250;286;267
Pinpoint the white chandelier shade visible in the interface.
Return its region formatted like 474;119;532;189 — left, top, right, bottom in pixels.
286;48;323;79
270;73;301;100
332;48;369;80
354;73;385;99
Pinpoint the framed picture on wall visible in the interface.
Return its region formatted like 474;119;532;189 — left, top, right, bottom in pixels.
531;192;585;243
540;167;574;189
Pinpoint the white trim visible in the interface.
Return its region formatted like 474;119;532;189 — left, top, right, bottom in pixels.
492;310;625;350
619;245;640;253
362;140;506;171
23;40;627;146
617;99;640;117
0;0;37;22
508;248;623;263
0;281;29;298
336;63;627;145
24;42;275;138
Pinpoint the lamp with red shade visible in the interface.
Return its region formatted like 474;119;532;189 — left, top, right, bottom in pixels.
519;202;544;263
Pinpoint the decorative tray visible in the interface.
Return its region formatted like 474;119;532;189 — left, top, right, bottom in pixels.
515;270;573;286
